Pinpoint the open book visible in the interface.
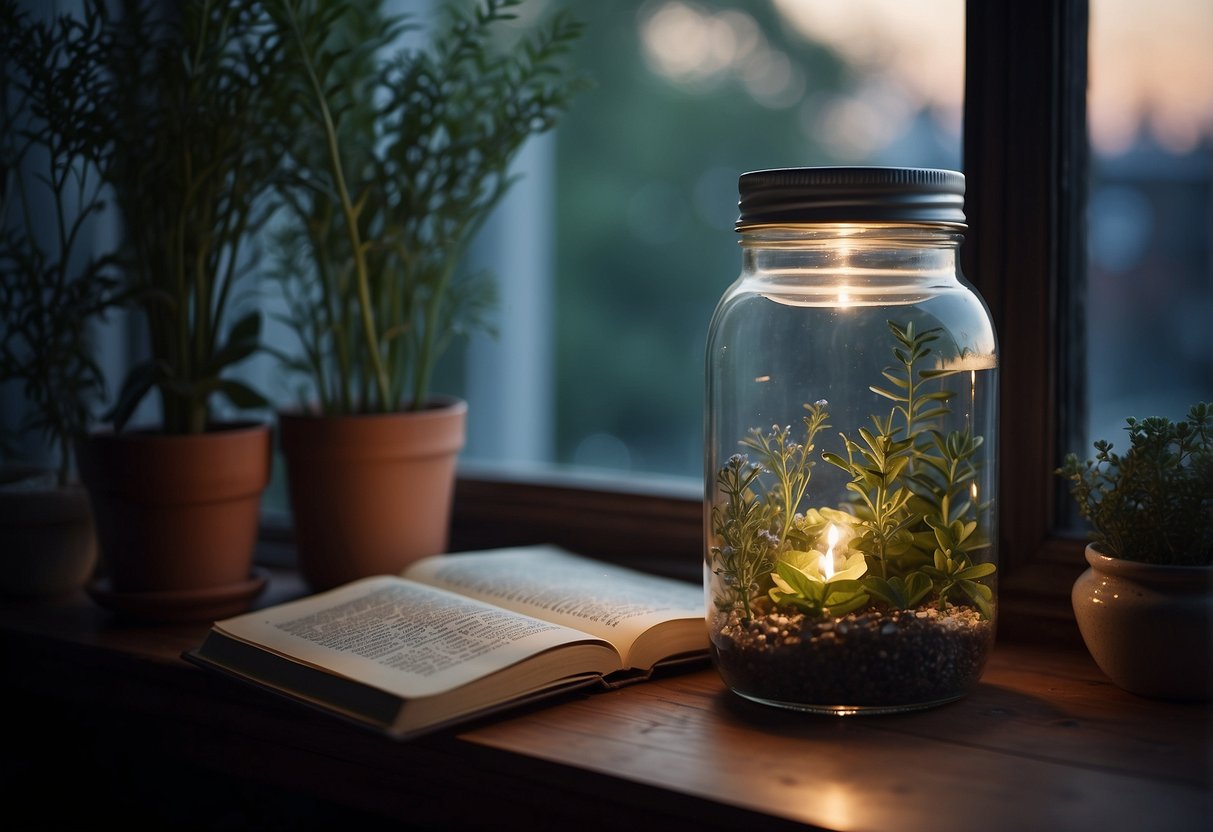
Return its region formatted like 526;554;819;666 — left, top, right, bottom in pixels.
185;545;708;740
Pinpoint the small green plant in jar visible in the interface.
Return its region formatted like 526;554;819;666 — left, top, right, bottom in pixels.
708;321;997;713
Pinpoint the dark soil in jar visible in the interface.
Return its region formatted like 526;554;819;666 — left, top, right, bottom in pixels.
710;599;995;709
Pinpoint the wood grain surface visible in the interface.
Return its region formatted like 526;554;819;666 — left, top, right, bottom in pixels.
2;572;1209;831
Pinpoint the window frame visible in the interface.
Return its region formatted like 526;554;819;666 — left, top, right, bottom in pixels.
962;0;1089;638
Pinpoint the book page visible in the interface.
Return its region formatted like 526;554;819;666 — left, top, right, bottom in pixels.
212;576;618;700
402;546;704;664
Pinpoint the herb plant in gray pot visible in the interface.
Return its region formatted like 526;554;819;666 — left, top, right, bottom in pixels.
0;1;117;597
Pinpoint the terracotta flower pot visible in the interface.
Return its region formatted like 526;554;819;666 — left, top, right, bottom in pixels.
1072;544;1213;701
0;466;98;598
76;422;271;599
279;397;467;591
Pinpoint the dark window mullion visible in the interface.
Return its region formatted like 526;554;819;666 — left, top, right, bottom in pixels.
963;0;1089;583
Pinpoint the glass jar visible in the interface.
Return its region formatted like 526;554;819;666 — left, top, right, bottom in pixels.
704;167;998;714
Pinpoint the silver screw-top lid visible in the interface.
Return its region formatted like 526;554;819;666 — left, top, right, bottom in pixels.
736;166;966;229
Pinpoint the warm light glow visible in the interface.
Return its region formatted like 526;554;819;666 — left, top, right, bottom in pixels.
1089;0;1213;154
813;781;859;829
967;369;977;427
773;0;963;155
835;246;856;308
772;0;1212;155
821;524;839;579
638;2;804;107
643;0;1212;159
937;353;998;372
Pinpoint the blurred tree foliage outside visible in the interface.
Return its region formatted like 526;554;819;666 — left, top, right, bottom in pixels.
425;0;962;481
552;0;850;478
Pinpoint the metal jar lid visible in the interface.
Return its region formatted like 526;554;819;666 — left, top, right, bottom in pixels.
736;166;966;229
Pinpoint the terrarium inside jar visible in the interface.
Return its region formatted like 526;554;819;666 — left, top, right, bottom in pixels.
704;167;999;714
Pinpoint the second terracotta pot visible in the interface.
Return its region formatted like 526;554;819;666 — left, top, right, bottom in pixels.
76;422;272;595
279;397;467;591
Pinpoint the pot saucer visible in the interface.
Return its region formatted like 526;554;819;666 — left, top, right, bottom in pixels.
87;568;268;624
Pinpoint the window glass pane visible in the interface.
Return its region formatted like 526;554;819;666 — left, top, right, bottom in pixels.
518;0;965;482
1084;0;1213;450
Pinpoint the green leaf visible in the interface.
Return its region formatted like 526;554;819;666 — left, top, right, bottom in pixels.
880;370;910;389
216;378;270;411
886;488;912;515
916;454;952;479
774;593;823;616
858;426;880;454
962;579;994;600
903;571;933;606
955;563;996;580
822;578;862;600
885;529;915;555
775;561;820;599
949;519;968;543
886;455;910;484
888;436;914;455
780;549;818;571
205;311;263;375
926;520;950;551
105;360;169;431
948;499;974;522
959;520;978;543
863;576;905;608
916;406;952;422
920;390;953;402
961;580;995;619
845;483;874;506
824;592;869;616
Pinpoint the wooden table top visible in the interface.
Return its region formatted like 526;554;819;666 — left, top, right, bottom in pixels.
2;567;1210;831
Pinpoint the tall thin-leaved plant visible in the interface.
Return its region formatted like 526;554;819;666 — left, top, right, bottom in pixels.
98;0;284;434
267;0;588;414
1;1;119;483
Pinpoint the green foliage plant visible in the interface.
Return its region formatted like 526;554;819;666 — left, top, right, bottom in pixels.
710;402;829;619
1057;401;1212;566
919;530;996;618
710;322;998;622
98;0;283;435
823;321;996;617
709;453;779;621
267;0;588;415
1;1;119;484
821;411;915;579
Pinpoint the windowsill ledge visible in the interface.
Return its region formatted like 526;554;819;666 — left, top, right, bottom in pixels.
1;578;1208;831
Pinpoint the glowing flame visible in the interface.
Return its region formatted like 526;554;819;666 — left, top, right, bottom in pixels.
821;524;839;580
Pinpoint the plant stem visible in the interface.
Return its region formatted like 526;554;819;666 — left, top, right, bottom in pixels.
286;4;391;411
